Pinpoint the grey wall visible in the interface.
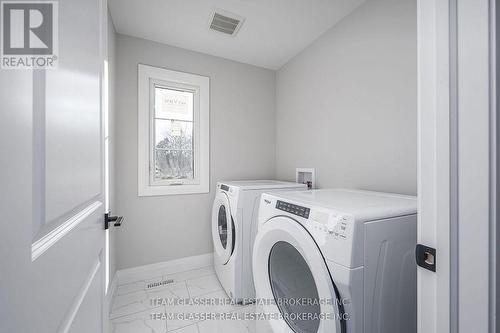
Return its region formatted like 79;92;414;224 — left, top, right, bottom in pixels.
107;11;118;281
115;34;276;269
275;0;417;195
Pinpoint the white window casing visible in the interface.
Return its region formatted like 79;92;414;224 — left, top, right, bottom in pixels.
138;64;209;196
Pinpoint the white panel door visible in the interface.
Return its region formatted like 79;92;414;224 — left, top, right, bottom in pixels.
0;0;106;332
417;1;495;332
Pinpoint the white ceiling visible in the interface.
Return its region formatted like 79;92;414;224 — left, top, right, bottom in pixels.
109;0;366;70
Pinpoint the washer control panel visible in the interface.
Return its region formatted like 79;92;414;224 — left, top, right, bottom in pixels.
276;200;310;218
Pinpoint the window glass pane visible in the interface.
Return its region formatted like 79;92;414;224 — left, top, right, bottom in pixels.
155;149;193;180
153;85;194;182
155;86;194;121
155;119;193;150
269;241;321;333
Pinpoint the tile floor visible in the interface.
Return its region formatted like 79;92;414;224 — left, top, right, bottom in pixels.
110;266;273;333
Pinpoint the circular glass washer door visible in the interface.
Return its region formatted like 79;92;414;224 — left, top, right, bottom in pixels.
253;216;343;333
211;192;234;264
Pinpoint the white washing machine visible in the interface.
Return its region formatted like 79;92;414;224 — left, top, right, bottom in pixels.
253;189;417;333
212;180;307;304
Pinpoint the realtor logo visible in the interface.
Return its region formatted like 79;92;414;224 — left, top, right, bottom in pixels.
1;1;58;69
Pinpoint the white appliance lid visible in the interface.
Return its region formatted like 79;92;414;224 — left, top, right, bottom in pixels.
219;180;306;190
268;189;417;221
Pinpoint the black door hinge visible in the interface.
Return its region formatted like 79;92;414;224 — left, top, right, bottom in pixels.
416;244;436;272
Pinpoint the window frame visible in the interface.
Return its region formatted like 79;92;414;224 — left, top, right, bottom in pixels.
138;64;209;196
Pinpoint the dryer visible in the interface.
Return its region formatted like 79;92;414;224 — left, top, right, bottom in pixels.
253;189;417;333
212;180;306;304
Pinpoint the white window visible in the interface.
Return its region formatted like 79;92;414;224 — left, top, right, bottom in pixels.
138;64;209;196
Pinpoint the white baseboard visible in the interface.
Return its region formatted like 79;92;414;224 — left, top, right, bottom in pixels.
116;253;214;285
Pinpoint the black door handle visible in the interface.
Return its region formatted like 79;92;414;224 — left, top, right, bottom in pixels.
104;212;124;230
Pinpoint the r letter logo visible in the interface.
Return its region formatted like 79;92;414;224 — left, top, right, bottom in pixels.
1;1;58;69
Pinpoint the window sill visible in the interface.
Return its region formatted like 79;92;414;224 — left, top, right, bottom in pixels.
138;183;209;196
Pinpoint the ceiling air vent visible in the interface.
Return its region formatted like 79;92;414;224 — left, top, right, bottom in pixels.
209;10;245;36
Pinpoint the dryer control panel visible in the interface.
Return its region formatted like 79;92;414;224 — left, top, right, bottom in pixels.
276;200;310;218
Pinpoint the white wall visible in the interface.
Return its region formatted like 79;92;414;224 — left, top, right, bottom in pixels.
275;0;417;195
115;34;276;269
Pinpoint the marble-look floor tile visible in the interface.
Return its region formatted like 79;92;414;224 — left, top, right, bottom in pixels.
197;305;255;333
111;281;190;319
164;289;240;331
185;274;222;298
253;320;274;333
190;289;241;314
164;266;215;284
195;303;274;333
169;324;199;333
111;308;167;333
110;266;273;333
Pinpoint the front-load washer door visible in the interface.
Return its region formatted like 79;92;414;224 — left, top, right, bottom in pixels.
212;192;234;264
253;216;345;333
